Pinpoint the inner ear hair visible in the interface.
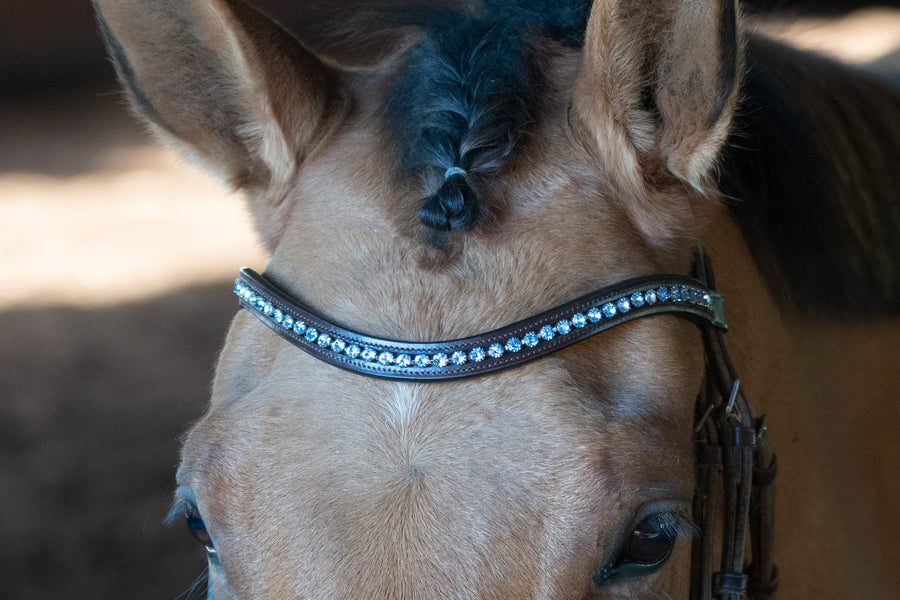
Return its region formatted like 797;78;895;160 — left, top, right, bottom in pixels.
572;0;742;241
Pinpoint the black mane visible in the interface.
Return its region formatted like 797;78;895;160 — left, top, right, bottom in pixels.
382;1;591;231
719;35;900;315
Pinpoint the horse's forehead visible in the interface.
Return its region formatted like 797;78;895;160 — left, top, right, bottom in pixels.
266;136;657;345
186;313;701;513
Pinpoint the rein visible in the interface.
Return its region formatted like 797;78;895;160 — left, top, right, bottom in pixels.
233;255;778;598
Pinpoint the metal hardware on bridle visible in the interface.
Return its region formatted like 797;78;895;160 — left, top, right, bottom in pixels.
690;254;779;600
232;249;777;598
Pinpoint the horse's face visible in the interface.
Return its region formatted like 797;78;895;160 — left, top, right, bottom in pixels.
182;104;706;598
96;0;741;597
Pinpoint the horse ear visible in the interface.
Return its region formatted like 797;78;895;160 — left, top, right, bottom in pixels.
93;0;341;193
572;0;742;238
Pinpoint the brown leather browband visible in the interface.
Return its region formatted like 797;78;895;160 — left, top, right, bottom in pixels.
235;268;727;381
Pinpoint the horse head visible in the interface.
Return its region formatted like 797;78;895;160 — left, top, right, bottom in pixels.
95;1;886;597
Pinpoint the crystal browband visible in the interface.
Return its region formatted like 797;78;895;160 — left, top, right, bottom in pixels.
233;267;727;381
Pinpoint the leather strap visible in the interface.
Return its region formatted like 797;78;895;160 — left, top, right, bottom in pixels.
235;267;727;381
690;254;778;600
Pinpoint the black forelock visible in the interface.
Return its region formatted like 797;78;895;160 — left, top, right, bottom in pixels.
382;1;592;231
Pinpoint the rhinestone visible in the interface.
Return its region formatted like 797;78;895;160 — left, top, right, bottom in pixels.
616;298;631;313
346;345;362;359
657;287;669;301
556;319;571;335
630;292;645;308
522;332;539;347
539;325;555;341
234;281;242;293
488;344;504;358
571;313;587;328
317;334;332;348
293;321;307;334
256;298;266;310
433;353;450;368
263;303;274;316
282;315;294;329
670;286;681;301
505;338;523;353
331;339;346;353
395;354;412;368
242;289;252;301
602;303;617;318
273;309;283;323
414;354;432;368
305;328;319;343
469;347;486;362
451;351;468;365
679;285;689;301
702;293;711;306
645;289;658;304
378;352;395;366
361;348;378;362
588;307;603;322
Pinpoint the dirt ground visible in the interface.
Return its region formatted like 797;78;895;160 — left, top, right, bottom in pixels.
0;86;266;599
1;7;897;600
0;284;234;599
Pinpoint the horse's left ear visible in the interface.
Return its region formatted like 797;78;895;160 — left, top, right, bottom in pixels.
572;0;742;238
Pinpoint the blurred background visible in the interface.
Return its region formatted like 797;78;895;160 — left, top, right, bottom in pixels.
1;1;897;598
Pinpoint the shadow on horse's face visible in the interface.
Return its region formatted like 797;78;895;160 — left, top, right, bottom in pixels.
95;0;747;597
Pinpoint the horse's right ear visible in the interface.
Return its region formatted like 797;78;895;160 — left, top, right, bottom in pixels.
94;0;342;196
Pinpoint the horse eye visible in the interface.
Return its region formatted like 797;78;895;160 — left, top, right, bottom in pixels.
594;513;681;587
621;514;678;567
184;505;214;549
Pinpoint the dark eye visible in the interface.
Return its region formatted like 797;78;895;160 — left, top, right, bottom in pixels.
594;513;683;586
184;504;214;549
622;513;678;567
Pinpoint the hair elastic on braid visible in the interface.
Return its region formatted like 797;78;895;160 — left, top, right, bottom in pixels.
444;166;467;179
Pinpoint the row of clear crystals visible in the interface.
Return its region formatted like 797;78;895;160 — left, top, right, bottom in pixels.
234;278;712;372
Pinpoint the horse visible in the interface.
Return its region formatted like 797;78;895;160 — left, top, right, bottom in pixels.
93;0;900;598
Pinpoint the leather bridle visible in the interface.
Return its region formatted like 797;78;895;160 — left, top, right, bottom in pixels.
232;252;778;598
690;257;779;600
